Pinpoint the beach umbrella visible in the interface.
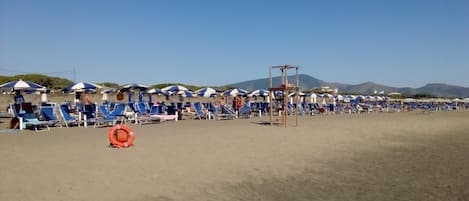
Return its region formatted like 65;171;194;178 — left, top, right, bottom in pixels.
223;88;249;97
178;90;194;98
288;91;306;97
119;83;149;92
248;89;270;97
146;88;168;95
63;81;102;93
0;79;45;90
318;93;333;98
145;88;169;103
161;85;189;93
119;83;149;103
195;87;217;97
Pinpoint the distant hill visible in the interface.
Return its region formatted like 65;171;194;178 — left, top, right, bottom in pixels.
228;74;327;91
416;83;469;97
228;74;469;97
337;82;399;95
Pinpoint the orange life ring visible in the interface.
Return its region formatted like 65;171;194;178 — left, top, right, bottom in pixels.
108;125;135;148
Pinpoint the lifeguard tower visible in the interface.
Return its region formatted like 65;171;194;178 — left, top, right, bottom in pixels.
269;65;300;127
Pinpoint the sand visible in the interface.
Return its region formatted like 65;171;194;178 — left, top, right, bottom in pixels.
1;110;469;201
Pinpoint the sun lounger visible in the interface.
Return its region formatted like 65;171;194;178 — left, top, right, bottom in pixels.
58;103;80;127
95;103;126;127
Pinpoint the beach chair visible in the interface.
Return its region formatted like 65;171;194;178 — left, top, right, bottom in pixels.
96;103;126;127
39;105;60;127
12;103;52;132
238;105;252;118
134;102;160;124
99;104;111;117
213;105;237;120
193;102;209;120
81;104;98;127
59;103;80;127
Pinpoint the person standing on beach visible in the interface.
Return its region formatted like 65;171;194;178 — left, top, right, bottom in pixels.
232;96;238;113
80;93;92;105
13;90;25;104
220;96;226;113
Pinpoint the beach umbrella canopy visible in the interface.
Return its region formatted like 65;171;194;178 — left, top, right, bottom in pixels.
146;88;168;95
248;89;270;97
223;88;249;97
288;91;306;97
0;79;45;90
318;93;333;98
195;87;217;97
178;90;194;97
119;83;149;92
63;81;102;93
161;85;189;93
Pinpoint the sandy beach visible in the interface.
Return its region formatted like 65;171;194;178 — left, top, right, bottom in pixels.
1;110;468;201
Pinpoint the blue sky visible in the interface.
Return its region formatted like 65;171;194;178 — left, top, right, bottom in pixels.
1;0;468;87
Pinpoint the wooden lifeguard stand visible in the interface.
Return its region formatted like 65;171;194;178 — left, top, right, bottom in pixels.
269;65;300;127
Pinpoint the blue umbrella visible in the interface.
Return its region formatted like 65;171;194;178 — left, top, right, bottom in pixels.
63;81;102;93
223;88;249;97
0;79;45;90
195;87;217;97
161;85;189;93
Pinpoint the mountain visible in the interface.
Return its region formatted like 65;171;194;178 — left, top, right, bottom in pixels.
227;74;327;91
228;74;469;97
337;82;399;95
416;83;469;97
